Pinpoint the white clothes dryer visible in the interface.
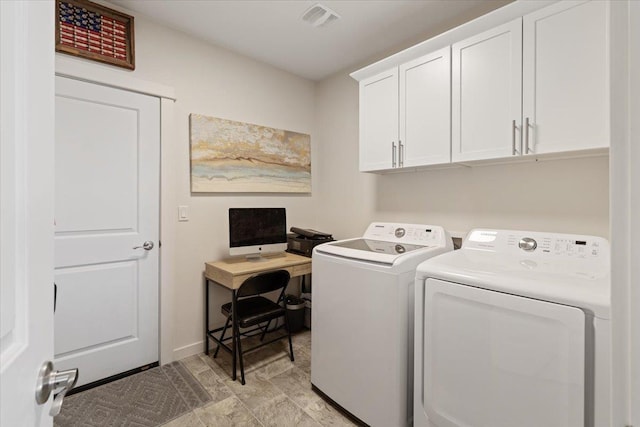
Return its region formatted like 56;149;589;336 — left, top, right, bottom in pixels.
312;222;453;427
414;229;611;427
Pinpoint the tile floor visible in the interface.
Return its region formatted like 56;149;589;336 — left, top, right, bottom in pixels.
163;329;359;426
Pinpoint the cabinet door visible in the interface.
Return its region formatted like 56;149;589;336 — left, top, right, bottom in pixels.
452;19;522;162
399;47;451;167
523;1;609;154
359;69;399;172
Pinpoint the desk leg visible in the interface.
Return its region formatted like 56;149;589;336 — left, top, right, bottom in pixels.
231;289;237;381
205;279;210;355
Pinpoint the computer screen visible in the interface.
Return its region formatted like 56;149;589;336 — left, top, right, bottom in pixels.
228;208;287;258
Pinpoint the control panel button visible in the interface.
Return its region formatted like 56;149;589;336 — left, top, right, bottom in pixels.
519;237;537;252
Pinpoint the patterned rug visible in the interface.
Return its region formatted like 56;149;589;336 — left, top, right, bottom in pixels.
54;362;212;427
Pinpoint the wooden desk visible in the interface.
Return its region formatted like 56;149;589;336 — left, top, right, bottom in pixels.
203;252;311;381
205;252;311;290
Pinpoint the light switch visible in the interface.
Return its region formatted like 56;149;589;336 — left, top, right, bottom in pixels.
178;205;189;222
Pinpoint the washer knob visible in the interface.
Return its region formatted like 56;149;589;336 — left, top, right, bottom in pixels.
519;237;537;251
395;228;405;238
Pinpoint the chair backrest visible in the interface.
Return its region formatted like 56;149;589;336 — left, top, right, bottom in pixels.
237;269;291;298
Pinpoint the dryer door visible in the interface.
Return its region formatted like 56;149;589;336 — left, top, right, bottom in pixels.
422;279;585;427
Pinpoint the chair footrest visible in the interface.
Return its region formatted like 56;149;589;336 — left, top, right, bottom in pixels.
206;328;233;356
241;332;290;355
206;323;288;356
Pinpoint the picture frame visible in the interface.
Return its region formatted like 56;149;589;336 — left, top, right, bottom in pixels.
189;114;312;193
55;0;135;70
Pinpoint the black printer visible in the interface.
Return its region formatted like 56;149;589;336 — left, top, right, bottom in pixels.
286;227;334;258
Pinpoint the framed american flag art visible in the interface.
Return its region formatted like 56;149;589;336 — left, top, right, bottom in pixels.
56;0;135;70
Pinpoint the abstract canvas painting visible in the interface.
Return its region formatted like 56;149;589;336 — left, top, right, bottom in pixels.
190;114;311;193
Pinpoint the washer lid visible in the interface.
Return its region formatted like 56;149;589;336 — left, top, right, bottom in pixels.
314;223;453;265
317;238;432;265
416;229;610;319
330;238;428;254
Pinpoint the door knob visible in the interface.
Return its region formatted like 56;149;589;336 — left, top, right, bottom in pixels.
133;241;154;250
35;361;78;416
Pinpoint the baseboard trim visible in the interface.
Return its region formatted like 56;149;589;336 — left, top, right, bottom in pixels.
173;341;204;361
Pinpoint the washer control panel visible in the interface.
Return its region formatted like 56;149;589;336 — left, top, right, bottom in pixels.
363;222;449;247
518;237;537;252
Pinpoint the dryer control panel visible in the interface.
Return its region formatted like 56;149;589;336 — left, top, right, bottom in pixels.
465;229;609;261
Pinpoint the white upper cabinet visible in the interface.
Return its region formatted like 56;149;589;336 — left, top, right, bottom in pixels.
359;48;451;172
522;0;609;155
452;1;608;163
353;0;610;172
399;47;451;168
359;68;399;172
452;19;523;162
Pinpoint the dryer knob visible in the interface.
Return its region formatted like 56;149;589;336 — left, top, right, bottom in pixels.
519;237;537;252
395;228;405;238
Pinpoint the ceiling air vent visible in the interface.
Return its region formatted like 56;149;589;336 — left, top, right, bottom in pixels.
302;3;341;28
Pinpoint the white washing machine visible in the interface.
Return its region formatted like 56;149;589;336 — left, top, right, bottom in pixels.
312;222;453;427
414;229;611;427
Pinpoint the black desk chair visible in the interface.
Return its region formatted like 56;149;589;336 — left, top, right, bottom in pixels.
213;269;295;385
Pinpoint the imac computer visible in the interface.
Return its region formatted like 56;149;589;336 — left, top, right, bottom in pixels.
228;208;287;260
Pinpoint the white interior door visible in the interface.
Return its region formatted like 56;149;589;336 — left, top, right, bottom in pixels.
54;76;160;387
423;279;585;427
0;1;55;426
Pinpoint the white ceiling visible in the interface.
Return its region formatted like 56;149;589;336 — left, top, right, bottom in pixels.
111;0;511;81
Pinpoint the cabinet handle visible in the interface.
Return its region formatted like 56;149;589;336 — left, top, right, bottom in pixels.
398;140;404;167
392;141;396;168
524;117;532;154
512;120;519;155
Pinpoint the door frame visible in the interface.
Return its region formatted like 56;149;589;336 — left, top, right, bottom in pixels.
55;55;177;365
609;1;639;426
